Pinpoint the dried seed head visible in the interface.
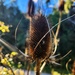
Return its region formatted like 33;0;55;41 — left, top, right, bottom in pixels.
27;0;35;17
58;0;65;11
28;14;52;60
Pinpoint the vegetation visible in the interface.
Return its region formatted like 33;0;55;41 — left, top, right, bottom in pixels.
0;0;75;75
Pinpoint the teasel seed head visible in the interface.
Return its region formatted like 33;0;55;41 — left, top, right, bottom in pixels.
58;0;65;11
28;14;52;60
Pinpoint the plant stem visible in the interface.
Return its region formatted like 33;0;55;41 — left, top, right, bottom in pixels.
27;62;30;75
8;66;15;75
36;59;41;75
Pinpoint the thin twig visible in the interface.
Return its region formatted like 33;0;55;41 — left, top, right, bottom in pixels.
8;66;15;75
66;58;72;72
15;16;23;41
52;11;62;55
56;50;72;61
40;61;46;73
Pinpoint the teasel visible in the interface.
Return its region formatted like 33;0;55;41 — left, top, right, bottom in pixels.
58;0;65;12
27;0;53;75
28;14;52;60
27;14;52;75
27;0;35;17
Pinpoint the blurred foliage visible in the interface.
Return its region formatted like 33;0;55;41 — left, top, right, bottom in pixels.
0;46;23;75
0;51;22;69
64;0;72;13
0;21;10;33
0;0;29;52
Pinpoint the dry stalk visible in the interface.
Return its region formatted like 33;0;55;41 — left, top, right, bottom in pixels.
52;11;62;55
36;59;41;75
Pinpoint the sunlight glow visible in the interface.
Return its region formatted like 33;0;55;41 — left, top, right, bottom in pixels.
33;0;38;3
